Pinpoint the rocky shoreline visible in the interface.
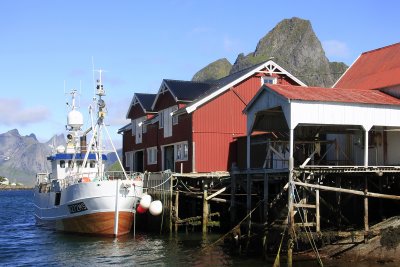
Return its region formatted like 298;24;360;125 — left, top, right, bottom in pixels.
0;185;33;190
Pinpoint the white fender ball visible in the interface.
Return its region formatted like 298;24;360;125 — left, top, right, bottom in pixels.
149;200;163;216
139;194;152;209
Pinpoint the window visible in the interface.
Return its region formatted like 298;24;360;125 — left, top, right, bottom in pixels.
131;120;136;136
135;117;145;144
147;147;157;165
172;106;179;125
175;142;188;161
125;151;134;169
262;76;277;85
60;160;65;168
159;111;164;128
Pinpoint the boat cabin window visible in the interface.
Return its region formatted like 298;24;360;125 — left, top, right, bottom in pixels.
60;160;65;168
90;161;95;168
68;160;73;168
77;161;83;167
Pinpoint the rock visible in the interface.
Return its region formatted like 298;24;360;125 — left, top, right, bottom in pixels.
192;58;232;82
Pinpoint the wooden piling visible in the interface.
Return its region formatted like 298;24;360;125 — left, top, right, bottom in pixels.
230;173;237;226
364;176;369;243
316;176;320;233
175;190;179;233
202;183;209;234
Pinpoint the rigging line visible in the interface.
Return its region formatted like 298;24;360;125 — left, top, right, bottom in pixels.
200;199;264;252
147;173;172;189
179;180;193;192
292;185;320;257
293;185;324;267
229;87;247;107
103;124;129;180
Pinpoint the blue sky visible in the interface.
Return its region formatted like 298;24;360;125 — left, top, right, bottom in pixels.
1;0;399;147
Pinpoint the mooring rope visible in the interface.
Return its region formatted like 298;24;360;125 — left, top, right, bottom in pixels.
200;199;264;252
293;184;324;267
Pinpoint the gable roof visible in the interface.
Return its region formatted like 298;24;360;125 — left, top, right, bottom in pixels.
265;84;400;106
185;60;307;113
151;79;213;110
126;93;157;119
333;42;400;90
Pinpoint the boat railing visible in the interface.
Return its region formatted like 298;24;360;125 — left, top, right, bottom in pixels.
52;171;144;191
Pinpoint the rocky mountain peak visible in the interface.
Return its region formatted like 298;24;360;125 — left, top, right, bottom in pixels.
6;129;20;137
193;17;347;87
192;58;232;82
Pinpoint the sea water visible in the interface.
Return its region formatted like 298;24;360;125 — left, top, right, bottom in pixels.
0;190;396;267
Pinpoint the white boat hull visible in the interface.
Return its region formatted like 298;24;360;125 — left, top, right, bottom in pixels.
34;179;143;236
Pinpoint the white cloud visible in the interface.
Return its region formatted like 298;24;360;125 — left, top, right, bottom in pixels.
0;98;50;126
322;40;350;59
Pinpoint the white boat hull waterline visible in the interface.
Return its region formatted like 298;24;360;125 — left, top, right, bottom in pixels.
34;178;143;236
34;71;145;236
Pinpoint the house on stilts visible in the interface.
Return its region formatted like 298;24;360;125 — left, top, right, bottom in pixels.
241;42;400;260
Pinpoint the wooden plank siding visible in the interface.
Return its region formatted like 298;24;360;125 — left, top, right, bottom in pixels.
192;76;262;172
157;112;193;173
121;63;303;173
153;91;176;110
127;104;145;120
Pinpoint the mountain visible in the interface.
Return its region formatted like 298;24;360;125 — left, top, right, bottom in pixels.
0;129;122;186
192;17;347;87
0;129;65;186
192;58;232;82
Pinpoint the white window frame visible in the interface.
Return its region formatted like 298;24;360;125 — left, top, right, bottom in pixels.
172;106;179;125
159;110;164;129
147;147;157;165
131;119;136;136
135;117;145;144
175;141;188;161
261;76;277;85
125;151;134;170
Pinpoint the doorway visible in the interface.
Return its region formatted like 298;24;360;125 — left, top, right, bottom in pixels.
135;150;144;172
164;145;175;171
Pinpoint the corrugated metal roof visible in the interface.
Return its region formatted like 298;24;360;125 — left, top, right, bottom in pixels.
268;84;400;106
334;42;400;90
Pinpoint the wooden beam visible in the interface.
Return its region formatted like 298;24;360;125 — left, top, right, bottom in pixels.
206;187;226;201
294;181;400;200
294;203;316;209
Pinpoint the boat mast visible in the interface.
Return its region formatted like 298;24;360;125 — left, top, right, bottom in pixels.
95;70;106;179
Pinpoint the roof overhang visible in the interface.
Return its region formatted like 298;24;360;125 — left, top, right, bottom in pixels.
246;85;400;135
185;60;307;114
151;80;179;111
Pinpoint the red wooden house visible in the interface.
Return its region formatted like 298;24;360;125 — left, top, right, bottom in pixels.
119;60;306;173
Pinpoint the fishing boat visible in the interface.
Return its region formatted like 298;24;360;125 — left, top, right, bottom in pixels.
34;71;144;236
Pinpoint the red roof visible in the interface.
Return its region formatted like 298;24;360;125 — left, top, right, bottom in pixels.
334;42;400;90
267;84;400;106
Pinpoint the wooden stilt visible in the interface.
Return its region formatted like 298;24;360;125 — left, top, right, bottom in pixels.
174;190;179;233
263;171;269;259
364;176;369;243
316;177;321;233
246;171;252;252
169;176;174;234
263;172;269;222
336;176;342;228
202;182;209;234
230;173;237;226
